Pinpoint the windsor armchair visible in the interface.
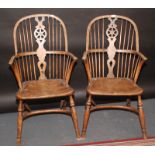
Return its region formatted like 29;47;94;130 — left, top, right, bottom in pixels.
9;14;80;144
81;15;147;139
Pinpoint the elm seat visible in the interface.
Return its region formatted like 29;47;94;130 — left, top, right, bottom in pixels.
17;79;74;100
87;78;143;96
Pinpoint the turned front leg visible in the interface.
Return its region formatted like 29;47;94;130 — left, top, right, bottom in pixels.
138;95;147;139
69;95;81;139
17;100;24;145
81;95;92;138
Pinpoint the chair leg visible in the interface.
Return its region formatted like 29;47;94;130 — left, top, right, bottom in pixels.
81;95;92;138
17;100;24;145
69;95;81;139
138;95;147;139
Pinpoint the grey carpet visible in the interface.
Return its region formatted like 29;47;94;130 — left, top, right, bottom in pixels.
0;98;155;145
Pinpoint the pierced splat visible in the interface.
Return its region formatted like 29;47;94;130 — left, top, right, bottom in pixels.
106;17;118;78
34;17;47;80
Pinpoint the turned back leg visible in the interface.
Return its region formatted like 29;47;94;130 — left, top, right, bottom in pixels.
17;100;24;145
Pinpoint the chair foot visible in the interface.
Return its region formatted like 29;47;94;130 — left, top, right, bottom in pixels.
17;100;23;145
69;96;81;139
81;95;92;138
16;138;22;145
138;96;147;139
81;131;87;138
143;131;147;139
76;137;85;141
81;108;90;138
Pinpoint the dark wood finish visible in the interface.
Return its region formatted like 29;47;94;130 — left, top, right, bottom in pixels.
81;15;147;139
9;14;80;144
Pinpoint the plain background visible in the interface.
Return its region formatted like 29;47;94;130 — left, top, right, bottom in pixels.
0;8;155;113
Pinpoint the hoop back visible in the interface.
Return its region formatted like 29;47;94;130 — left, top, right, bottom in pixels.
86;15;140;79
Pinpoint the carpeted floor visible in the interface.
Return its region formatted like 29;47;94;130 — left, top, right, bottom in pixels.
0;98;155;145
66;137;155;146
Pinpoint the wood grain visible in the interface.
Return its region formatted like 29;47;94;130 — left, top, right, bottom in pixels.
82;15;147;139
9;14;80;144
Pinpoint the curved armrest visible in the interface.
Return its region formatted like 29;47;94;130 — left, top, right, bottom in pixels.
64;51;78;83
82;51;88;61
134;51;147;83
136;51;148;62
8;55;16;66
8;51;78;85
82;51;92;81
67;51;78;62
82;50;148;82
8;55;22;88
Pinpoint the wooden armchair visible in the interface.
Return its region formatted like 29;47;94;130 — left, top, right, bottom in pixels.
9;14;80;144
81;15;147;139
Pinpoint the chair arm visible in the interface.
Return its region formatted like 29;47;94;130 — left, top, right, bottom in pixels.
65;51;78;83
134;51;147;83
82;51;88;61
8;55;16;66
8;55;22;88
82;51;92;81
136;51;148;62
67;51;78;62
